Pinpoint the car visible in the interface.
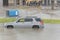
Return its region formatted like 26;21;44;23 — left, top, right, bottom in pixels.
4;17;44;29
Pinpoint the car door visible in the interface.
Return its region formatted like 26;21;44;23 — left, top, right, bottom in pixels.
23;18;33;28
15;18;25;28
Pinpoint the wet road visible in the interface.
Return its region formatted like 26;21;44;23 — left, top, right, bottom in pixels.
0;24;60;40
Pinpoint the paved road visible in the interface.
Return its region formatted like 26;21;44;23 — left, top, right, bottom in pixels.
0;24;60;40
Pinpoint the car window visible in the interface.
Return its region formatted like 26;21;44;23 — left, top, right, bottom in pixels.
17;18;24;22
24;18;33;22
35;18;41;21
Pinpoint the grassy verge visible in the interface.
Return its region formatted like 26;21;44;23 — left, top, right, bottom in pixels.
43;19;60;24
0;18;16;23
0;18;60;24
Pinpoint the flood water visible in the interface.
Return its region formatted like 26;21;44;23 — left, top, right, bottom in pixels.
0;24;60;40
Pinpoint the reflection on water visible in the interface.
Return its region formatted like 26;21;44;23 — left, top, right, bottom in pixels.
3;28;44;40
4;28;44;34
0;24;60;40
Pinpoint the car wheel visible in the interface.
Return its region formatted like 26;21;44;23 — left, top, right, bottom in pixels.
41;26;44;28
32;25;39;29
7;25;14;29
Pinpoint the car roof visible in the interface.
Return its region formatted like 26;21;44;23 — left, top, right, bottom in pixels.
25;16;37;18
17;17;41;20
25;16;40;19
17;16;41;20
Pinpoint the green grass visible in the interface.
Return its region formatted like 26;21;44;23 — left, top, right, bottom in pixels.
0;18;16;23
43;19;60;24
0;18;60;24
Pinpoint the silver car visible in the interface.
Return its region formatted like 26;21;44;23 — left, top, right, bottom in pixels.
4;17;44;29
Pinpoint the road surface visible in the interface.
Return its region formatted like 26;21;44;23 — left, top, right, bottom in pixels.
0;24;60;40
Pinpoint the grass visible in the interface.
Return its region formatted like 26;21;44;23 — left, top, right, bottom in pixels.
0;18;16;23
0;18;60;24
43;19;60;24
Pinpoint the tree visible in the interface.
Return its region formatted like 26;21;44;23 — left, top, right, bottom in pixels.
51;0;54;10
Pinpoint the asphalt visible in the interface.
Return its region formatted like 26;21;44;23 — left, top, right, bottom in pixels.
0;24;60;40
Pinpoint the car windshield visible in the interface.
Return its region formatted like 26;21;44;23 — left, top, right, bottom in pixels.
35;18;41;21
17;18;24;22
17;18;33;22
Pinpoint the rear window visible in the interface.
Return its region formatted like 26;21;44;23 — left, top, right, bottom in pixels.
35;18;41;21
24;18;33;22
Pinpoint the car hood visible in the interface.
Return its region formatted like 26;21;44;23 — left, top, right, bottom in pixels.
4;22;15;25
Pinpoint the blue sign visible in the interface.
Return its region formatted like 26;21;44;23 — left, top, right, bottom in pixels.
8;10;19;17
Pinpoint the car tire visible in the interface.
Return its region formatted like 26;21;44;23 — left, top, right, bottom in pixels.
32;25;39;29
41;26;44;28
7;25;14;29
